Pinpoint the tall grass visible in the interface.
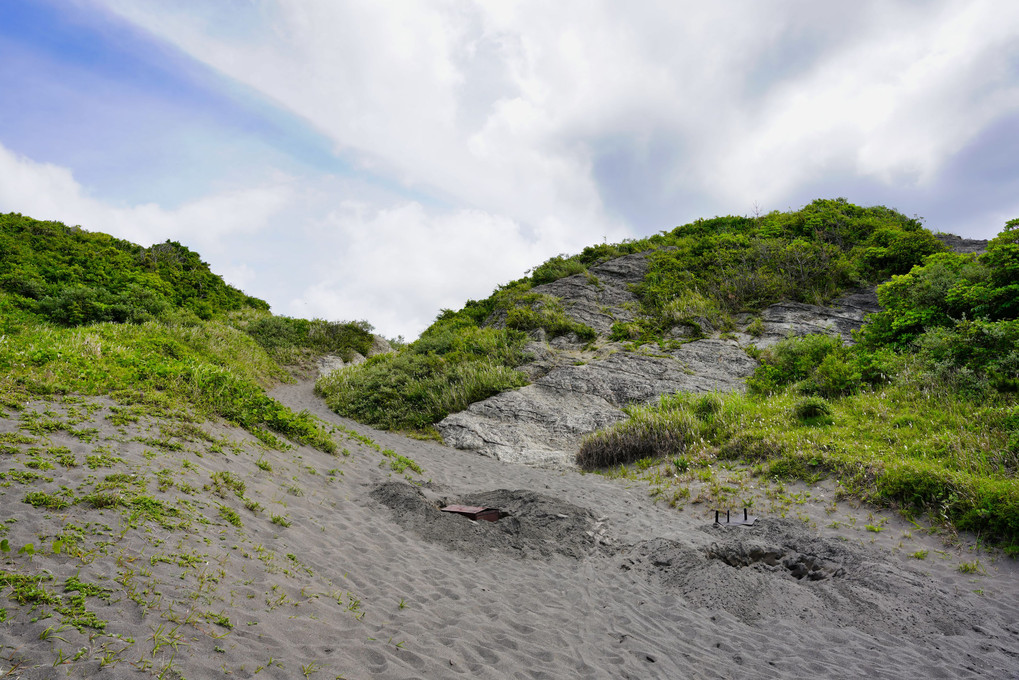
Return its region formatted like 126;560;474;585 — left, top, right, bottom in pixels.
578;383;1019;549
0;316;336;453
577;401;698;469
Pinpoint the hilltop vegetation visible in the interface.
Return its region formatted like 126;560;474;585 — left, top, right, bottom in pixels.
0;212;267;326
0;212;372;453
577;217;1019;551
318;198;946;432
317;199;1019;551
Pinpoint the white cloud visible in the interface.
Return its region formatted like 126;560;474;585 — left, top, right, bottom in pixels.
97;1;1019;226
0;141;292;280
0;142;601;339
703;1;1019;204
289;200;590;339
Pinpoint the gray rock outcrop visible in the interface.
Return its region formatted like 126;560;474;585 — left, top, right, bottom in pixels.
438;338;757;467
437;235;987;468
527;252;649;334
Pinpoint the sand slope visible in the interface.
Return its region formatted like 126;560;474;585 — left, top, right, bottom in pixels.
0;379;1016;679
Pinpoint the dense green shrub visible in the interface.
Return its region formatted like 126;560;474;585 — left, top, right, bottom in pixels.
316;324;530;431
792;396;833;423
576;405;696;470
747;334;847;395
0;212;267;327
246;316;375;364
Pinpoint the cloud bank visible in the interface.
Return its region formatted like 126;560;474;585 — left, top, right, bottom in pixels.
2;1;1018;338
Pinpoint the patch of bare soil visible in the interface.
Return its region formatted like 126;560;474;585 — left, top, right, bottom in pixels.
369;482;610;560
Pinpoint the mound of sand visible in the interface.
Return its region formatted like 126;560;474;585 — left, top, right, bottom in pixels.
0;377;1015;679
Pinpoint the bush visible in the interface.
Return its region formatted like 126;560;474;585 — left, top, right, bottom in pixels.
802;353;862;398
530;256;588;285
792;396;833;423
692;394;722;420
748;334;846;395
576;406;695;469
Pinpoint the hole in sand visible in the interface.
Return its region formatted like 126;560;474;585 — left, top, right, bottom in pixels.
704;543;845;581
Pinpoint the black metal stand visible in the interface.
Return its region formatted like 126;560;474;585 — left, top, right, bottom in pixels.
714;508;758;526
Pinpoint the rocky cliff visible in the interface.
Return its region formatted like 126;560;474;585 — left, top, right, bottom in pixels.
436;236;987;468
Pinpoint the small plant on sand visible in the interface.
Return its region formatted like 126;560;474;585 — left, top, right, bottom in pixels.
209;470;246;498
910;549;928;560
270;514;291;528
218;505;242;527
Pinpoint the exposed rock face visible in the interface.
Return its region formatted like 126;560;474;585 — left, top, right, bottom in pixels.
935;233;987;255
438;235;988;468
733;287;882;349
438;338;757;467
528;252;648;334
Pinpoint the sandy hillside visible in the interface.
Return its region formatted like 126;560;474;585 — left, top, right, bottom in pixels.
0;378;1016;679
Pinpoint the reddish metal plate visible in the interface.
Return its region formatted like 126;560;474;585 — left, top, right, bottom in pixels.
441;505;502;522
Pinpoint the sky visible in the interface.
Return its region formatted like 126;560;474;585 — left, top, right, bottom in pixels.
2;1;1019;340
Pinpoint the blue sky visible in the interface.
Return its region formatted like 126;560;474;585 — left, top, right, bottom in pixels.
2;1;1018;339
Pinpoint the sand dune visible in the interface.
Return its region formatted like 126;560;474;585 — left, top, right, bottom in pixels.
0;378;1016;679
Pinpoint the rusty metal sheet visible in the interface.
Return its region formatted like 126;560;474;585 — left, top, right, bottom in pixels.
441;505;502;522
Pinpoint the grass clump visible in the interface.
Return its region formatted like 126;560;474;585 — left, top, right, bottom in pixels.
218;505;242;527
577;401;696;470
792;397;834;425
317;323;529;431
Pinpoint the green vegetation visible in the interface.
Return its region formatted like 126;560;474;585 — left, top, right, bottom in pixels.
316;322;530;431
244;315;375;366
579;216;1019;551
0;212;266;326
318;198;946;432
0;212;349;454
534;198;942;342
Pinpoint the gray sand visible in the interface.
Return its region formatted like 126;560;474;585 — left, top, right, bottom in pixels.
0;378;1016;679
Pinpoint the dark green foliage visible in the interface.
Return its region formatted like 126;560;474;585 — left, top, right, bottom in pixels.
747;334;855;396
316;323;530;431
859;220;1019;350
576;405;696;470
792;397;833;424
0;212;267;326
982;219;1019;319
246;316;375;364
